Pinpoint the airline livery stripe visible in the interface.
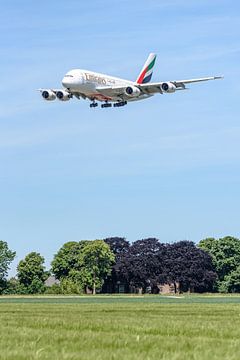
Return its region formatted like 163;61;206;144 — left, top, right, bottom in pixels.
137;68;148;84
142;73;153;83
144;68;154;79
147;57;156;72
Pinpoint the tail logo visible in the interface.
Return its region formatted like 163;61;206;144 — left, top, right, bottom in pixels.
136;54;156;84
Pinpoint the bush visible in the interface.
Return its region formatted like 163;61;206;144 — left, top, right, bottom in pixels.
45;278;84;295
2;278;27;295
60;278;84;294
44;284;63;294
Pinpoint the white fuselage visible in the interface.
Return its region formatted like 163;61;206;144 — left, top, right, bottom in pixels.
61;69;151;102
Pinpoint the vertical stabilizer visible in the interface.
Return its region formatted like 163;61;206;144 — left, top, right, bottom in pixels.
136;53;157;84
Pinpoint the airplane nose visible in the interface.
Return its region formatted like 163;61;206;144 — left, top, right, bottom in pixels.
62;77;70;88
62;73;83;89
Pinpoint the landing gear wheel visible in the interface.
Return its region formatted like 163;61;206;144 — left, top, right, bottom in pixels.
90;102;98;108
101;102;112;108
113;101;127;107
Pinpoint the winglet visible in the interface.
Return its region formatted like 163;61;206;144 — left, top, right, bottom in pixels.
136;53;157;84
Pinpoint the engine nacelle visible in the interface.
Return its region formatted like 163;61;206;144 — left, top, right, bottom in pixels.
41;90;56;101
161;82;176;93
56;90;71;101
124;86;141;98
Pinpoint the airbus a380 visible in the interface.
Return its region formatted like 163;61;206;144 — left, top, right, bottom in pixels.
39;53;223;108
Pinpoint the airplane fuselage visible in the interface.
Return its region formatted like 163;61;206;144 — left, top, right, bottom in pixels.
62;69;152;102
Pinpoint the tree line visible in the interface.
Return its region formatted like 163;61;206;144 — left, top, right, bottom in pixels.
0;236;240;295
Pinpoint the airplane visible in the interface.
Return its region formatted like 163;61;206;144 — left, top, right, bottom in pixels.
38;53;223;108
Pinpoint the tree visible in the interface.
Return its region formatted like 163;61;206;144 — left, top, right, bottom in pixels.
51;241;90;280
52;240;115;294
103;237;130;293
166;241;217;292
104;237;130;257
199;236;240;291
78;240;115;294
103;238;216;294
218;265;240;293
0;240;16;294
17;252;48;294
121;238;167;292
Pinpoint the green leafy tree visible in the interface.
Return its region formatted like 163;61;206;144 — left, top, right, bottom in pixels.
51;240;114;294
0;240;16;294
79;240;115;294
218;265;240;293
199;236;240;292
17;252;48;294
51;241;90;279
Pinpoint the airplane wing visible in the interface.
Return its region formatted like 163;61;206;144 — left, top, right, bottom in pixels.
96;76;223;97
140;76;223;94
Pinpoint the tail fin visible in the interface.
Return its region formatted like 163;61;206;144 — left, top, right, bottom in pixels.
136;53;157;84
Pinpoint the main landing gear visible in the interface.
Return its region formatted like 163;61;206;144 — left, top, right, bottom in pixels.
89;101;128;108
90;102;98;108
101;102;112;108
113;101;127;107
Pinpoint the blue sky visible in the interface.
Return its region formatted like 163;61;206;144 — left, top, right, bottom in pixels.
1;0;240;275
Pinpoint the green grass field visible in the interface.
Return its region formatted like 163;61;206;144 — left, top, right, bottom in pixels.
0;295;240;360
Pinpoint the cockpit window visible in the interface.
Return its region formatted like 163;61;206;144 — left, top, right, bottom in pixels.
65;75;74;78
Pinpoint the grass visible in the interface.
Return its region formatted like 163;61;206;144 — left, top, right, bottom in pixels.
0;295;240;360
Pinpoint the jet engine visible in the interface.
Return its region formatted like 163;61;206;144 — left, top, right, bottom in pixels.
56;90;71;101
161;82;176;93
41;90;56;101
124;86;141;97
